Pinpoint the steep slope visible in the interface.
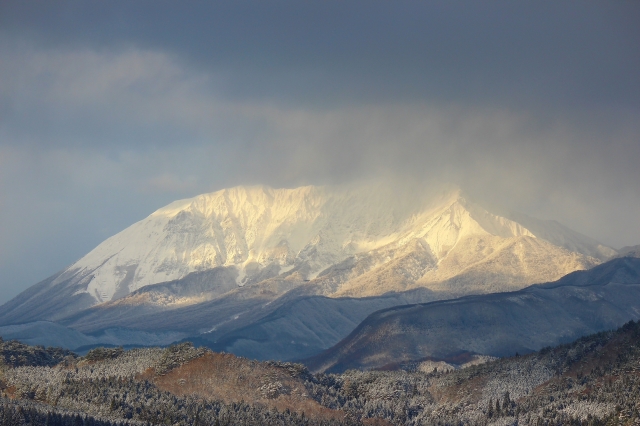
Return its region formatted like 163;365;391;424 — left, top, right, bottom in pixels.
305;256;640;373
507;211;615;261
200;289;438;361
0;183;614;327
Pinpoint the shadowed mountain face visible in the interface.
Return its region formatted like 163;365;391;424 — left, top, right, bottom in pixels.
55;285;441;360
194;288;438;361
304;257;640;373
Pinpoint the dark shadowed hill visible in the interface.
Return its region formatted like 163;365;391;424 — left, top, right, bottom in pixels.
304;256;640;373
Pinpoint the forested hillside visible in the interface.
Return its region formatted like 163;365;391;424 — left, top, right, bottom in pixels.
1;320;640;425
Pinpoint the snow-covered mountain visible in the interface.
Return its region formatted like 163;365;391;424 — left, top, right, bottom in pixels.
58;183;457;304
0;183;616;325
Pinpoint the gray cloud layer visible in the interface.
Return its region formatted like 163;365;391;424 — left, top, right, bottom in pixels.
0;1;639;303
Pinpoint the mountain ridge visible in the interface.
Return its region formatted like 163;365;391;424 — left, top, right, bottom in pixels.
303;256;640;373
54;184;615;306
0;183;618;358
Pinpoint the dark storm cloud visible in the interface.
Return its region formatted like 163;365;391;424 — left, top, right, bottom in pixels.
0;1;639;303
2;1;639;108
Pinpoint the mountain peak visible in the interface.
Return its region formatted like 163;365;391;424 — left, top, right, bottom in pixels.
0;182;616;324
63;183;613;303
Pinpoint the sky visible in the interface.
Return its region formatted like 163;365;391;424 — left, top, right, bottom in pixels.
0;1;639;304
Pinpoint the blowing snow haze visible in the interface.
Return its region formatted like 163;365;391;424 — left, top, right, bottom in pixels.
0;1;639;303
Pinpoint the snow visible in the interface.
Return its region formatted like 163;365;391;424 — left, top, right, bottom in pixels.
58;183;615;306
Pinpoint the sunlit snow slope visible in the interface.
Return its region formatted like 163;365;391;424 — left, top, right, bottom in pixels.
70;184;462;303
0;183;616;324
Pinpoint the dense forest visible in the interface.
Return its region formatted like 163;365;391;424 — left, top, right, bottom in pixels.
1;320;640;425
